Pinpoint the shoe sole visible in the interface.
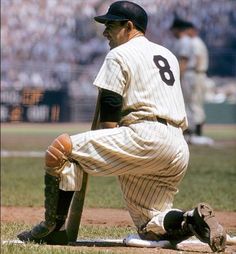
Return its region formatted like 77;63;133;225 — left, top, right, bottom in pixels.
197;203;226;252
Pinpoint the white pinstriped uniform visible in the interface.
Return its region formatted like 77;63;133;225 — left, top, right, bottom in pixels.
173;35;197;131
192;36;209;124
59;36;189;235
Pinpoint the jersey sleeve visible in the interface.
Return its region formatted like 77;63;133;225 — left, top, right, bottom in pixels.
93;54;127;96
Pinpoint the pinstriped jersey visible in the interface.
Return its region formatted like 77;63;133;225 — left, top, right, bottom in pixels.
192;36;209;72
93;36;188;130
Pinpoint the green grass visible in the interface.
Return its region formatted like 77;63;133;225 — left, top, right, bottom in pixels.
203;125;236;140
1;123;91;150
1;123;91;135
174;146;236;211
1;158;123;208
1;158;44;206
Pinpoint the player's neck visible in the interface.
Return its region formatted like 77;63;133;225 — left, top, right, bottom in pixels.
128;30;144;41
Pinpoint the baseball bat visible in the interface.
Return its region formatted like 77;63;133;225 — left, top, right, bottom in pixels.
66;92;101;242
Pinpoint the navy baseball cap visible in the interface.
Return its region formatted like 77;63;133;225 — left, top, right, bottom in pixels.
170;17;195;30
94;1;148;33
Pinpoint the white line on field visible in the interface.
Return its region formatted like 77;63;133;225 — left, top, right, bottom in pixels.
1;150;44;157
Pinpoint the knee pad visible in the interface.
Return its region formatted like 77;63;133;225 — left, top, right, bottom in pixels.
45;133;72;176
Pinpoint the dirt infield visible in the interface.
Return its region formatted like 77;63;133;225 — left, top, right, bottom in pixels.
2;206;236;253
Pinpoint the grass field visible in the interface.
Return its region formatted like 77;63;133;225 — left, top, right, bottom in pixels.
1;123;236;253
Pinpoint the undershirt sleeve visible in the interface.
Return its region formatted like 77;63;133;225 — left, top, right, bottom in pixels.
100;89;123;122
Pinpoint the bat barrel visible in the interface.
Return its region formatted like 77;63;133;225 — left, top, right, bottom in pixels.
66;172;88;242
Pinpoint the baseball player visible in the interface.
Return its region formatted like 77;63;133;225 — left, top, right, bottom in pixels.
18;1;226;252
171;19;214;145
187;23;208;135
170;18;197;139
185;22;215;146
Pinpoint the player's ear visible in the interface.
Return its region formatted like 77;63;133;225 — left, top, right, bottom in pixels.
126;21;134;32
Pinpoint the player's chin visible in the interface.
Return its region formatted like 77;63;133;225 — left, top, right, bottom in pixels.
109;42;117;50
107;39;115;48
109;41;114;49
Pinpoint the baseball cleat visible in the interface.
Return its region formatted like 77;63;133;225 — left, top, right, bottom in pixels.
17;229;68;245
17;230;41;243
17;220;56;243
186;203;226;252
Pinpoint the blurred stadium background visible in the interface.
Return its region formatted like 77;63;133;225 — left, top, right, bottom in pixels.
1;0;236;124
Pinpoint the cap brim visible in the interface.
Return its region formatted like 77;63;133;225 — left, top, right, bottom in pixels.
94;14;128;24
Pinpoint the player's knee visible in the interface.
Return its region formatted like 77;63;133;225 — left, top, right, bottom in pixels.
45;133;72;176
